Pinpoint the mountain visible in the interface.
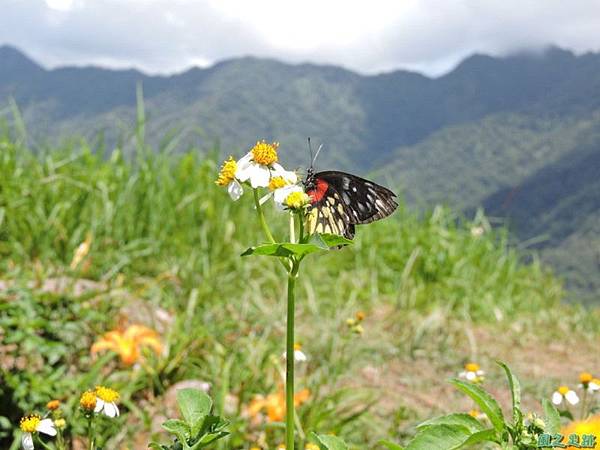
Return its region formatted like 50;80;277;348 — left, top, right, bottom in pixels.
1;44;600;298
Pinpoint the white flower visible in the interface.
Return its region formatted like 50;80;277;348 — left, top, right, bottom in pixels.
552;386;579;406
283;343;308;362
216;156;244;200
458;363;485;382
587;380;600;392
236;152;271;188
19;416;56;450
95;398;120;417
94;386;120;417
273;184;305;210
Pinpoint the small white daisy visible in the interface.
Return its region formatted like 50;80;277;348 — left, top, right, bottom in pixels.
552;386;579;406
283;343;308;362
458;362;485;383
19;415;56;450
94;386;120;418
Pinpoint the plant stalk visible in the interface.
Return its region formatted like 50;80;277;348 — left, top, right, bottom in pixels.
253;189;275;243
286;260;300;449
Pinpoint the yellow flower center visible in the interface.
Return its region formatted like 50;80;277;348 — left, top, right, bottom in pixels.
558;385;570;395
95;386;119;403
80;391;97;411
580;372;593;384
46;399;60;410
306;444;320;450
269;176;288;191
54;418;66;430
285;191;310;209
216;156;237;186
294;343;302;351
465;362;480;372
356;311;366;321
468;409;480;418
20;414;41;433
251;141;279;166
593;378;600;385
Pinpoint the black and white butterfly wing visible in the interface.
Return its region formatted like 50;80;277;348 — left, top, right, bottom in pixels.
305;171;398;239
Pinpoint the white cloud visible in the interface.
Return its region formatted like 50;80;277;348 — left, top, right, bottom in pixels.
2;0;600;76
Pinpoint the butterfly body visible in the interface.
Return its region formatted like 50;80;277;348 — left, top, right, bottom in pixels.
304;169;398;239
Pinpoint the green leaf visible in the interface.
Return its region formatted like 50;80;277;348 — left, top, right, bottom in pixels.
450;379;505;434
311;233;353;247
310;432;349;450
176;388;212;428
161;419;190;444
241;242;327;258
377;440;404;450
496;361;521;426
460;428;498;447
418;413;484;433
404;424;471;450
542;398;561;434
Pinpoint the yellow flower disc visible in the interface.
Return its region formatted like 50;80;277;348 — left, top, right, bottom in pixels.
20;414;41;433
80;390;97;411
46;399;60;410
306;444;320;450
285;191;310;209
465;362;480;372
251;141;279;166
580;372;594;384
269;176;287;191
95;386;119;403
558;385;570;395
216;156;237;186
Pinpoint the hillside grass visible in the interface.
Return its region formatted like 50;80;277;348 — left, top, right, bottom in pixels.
1;129;599;449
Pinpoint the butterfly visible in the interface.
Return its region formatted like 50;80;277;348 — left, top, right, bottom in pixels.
303;166;398;240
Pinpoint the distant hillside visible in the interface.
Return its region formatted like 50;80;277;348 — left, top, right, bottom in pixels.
1;44;600;298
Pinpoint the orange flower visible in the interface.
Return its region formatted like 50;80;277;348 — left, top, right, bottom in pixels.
247;387;310;423
46;399;60;410
561;414;600;449
91;324;162;365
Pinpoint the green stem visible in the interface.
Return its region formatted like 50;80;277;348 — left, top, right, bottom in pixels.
289;213;296;243
87;417;95;450
253;189;275;243
581;389;588;419
35;435;54;450
286;260;300;449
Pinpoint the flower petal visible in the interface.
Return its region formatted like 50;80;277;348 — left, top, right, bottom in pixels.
551;392;563;405
247;164;270;188
103;402;119;418
566;390;580;405
271;163;298;183
94;398;105;413
465;371;476;381
22;433;34;450
228;180;243;201
37;419;57;436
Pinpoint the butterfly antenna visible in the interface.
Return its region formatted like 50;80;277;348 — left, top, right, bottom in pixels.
312;144;323;167
307;137;313;169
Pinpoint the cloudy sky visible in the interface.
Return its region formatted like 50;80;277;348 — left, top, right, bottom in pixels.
2;0;600;76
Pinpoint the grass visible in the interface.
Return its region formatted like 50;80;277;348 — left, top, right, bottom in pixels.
1;126;599;449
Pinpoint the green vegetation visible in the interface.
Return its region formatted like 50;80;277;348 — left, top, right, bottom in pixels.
4;126;600;449
2;45;600;299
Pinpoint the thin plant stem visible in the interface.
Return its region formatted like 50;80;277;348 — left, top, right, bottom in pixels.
286;260;300;449
581;389;588;419
87;417;95;450
253;189;275;243
289;213;296;243
35;436;54;450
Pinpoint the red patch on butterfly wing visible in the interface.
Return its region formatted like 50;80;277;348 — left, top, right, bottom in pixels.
307;179;329;204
